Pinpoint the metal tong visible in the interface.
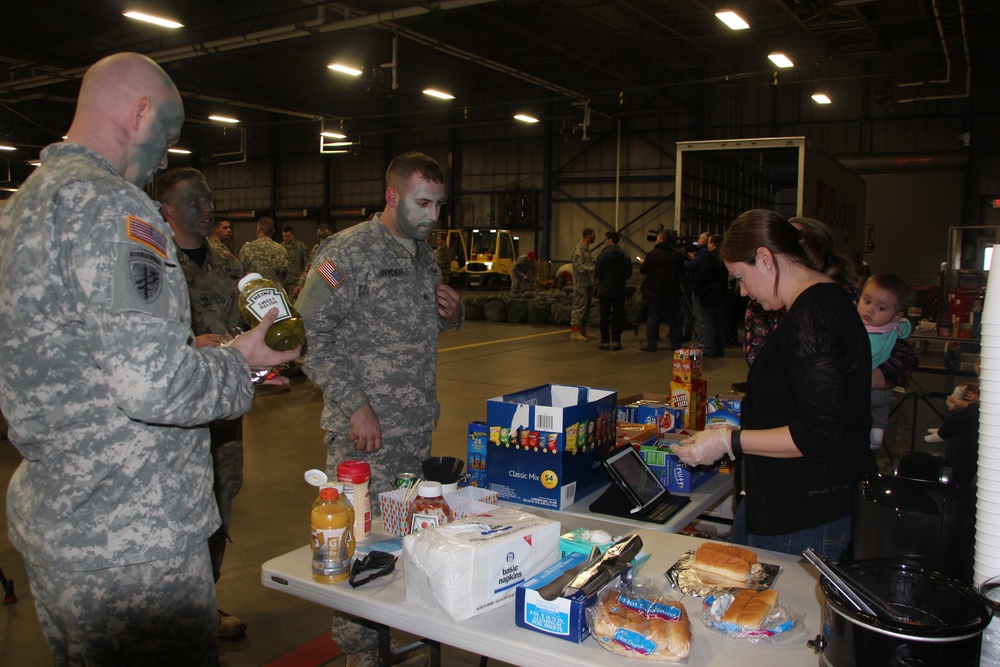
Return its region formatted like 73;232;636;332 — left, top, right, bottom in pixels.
802;548;913;624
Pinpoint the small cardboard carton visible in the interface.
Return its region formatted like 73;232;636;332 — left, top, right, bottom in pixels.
705;393;743;428
616;393;685;434
486;384;617;510
515;551;633;643
670;379;708;431
465;421;489;489
638;433;718;493
672;349;703;382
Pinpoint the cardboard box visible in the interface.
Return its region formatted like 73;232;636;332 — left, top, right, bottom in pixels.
615;422;659;450
465;421;489;488
638;434;718;493
672;349;703;382
616;393;685;434
705;392;743;428
515;551;632;642
669;379;708;431
486;384;617;510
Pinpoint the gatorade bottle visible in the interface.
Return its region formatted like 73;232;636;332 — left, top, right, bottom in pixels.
310;486;352;584
237;272;305;351
312;483;355;560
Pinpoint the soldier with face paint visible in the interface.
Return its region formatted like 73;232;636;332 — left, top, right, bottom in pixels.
0;53;299;666
296;151;462;667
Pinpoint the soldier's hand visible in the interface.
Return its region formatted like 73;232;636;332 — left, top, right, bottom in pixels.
435;283;461;324
229;308;302;370
348;403;383;452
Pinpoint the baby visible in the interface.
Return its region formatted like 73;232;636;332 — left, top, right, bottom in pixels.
858;272;912;449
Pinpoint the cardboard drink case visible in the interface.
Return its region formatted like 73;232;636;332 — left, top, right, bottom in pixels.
485;384;617;510
403;507;560;621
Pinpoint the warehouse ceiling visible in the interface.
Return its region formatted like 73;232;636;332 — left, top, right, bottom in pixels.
1;0;997;162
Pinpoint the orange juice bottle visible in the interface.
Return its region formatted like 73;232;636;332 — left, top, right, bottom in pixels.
310;486;352;584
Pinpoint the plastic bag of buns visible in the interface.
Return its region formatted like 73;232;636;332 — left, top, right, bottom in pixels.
701;588;804;642
587;578;691;661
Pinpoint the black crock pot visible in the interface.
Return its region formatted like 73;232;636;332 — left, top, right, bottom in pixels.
812;560;992;666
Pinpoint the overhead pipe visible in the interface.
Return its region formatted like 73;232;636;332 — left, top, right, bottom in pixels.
897;0;971;103
897;0;953;87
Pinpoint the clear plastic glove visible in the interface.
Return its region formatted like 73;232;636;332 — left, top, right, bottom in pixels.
673;425;735;466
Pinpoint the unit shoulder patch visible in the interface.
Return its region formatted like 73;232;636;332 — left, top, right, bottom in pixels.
129;249;163;302
316;260;346;290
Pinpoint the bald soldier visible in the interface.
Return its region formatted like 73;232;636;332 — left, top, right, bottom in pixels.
0;53;299;665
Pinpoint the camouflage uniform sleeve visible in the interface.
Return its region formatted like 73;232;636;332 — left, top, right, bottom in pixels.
296;247;371;418
76;187;254;426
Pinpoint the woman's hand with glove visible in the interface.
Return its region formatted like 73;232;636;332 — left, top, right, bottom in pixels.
673;425;735;466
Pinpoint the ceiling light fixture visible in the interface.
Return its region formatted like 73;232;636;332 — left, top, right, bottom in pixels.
168;148;191;154
812;94;832;104
328;64;363;77
768;53;794;68
0;145;16;151
715;11;749;30
423;89;455;100
514;114;539;124
321;131;347;139
123;11;184;29
209;115;240;124
324;141;353;148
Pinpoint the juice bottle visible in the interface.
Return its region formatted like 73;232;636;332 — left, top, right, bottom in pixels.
310;486;352;584
236;272;305;351
406;481;451;534
312;483;355;560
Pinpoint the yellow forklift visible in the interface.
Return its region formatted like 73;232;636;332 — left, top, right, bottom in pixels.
432;228;518;290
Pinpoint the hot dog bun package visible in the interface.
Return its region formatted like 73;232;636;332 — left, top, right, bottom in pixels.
587;579;692;661
403;507;560;621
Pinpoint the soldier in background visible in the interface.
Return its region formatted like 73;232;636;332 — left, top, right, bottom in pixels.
510;251;537;295
156;167;253;641
570;227;596;341
294;223;334;296
239;216;288;285
0;52;298;666
281;225;309;296
297;151;462;667
432;233;454;286
210;217;235;256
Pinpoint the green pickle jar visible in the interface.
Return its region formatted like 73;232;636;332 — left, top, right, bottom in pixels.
237;272;305;351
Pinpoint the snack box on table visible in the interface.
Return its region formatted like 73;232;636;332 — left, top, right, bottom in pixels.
616;393;685;434
486;384;617;510
515;551;633;643
705;392;743;428
404;507;561;621
672;348;702;382
464;421;489;489
669;379;708;431
638;433;718;493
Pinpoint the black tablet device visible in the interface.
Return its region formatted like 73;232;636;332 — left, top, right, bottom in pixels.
603;445;668;513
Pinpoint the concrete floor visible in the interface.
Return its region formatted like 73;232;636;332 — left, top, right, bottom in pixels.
0;315;922;666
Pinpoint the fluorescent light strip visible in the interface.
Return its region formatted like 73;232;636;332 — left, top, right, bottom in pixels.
423;89;455;100
123;11;183;29
328;64;362;77
514;114;539;124
168;148;191;154
812;94;832;104
209;115;240;124
321;131;346;139
0;145;16;151
768;53;794;68
715;11;749;30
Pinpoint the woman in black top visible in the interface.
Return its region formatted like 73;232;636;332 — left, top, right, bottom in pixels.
674;209;875;561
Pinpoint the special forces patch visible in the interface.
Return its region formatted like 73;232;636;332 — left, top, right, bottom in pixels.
129;250;163;302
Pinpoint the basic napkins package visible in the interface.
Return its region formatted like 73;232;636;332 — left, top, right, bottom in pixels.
402;507;560;620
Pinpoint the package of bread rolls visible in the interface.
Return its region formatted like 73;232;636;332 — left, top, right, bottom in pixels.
587;579;691;661
701;587;804;641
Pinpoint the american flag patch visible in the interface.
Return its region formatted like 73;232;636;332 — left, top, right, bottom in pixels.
126;216;168;258
317;260;345;289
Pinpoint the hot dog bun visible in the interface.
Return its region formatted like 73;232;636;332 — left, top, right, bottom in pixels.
693;542;757;581
721;589;779;629
591;588;691;661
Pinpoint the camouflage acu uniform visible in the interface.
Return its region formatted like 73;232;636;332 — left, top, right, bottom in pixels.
296;214;462;654
239;237;288;285
0;143;255;665
510;254;537;295
571;239;595;330
175;240;246;582
435;243;454;285
282;237;309;295
207;234;237;261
